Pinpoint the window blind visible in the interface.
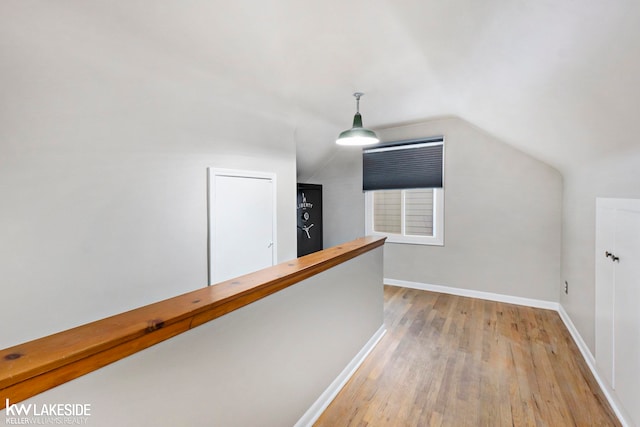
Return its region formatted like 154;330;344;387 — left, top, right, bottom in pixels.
362;137;444;191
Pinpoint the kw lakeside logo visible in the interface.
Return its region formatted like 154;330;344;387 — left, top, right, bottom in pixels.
5;399;92;425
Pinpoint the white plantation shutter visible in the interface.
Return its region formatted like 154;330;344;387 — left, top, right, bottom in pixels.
405;189;434;236
373;189;434;237
373;191;401;234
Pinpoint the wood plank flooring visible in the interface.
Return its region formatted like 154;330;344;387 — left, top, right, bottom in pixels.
315;286;620;427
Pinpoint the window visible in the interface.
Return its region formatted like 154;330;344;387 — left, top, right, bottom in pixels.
363;137;444;245
365;188;444;245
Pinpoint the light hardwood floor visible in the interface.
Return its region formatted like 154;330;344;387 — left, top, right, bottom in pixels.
315;286;620;427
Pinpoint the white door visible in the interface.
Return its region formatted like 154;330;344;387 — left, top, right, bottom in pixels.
612;209;640;425
595;198;640;426
209;169;276;284
595;204;617;387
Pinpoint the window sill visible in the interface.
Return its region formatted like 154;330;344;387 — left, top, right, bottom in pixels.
372;233;443;246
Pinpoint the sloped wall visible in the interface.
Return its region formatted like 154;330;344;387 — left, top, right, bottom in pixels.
312;117;562;302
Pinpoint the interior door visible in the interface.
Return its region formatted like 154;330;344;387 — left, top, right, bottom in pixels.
595;198;640;426
209;169;276;284
612;208;640;425
595;204;616;387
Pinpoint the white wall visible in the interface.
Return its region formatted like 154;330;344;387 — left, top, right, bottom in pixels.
0;4;296;349
1;247;384;427
313;117;563;302
561;146;640;353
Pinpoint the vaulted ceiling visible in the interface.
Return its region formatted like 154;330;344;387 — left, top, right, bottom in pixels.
5;0;640;178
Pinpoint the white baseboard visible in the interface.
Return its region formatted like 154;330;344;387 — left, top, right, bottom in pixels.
556;304;596;367
557;305;631;427
385;278;559;311
385;278;630;427
294;325;387;427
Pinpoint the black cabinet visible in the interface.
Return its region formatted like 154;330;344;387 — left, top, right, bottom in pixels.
297;183;323;257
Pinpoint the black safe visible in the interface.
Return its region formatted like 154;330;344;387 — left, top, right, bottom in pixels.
297;183;323;257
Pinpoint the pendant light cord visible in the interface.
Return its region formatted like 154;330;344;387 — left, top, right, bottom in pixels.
354;92;363;114
356;97;360;113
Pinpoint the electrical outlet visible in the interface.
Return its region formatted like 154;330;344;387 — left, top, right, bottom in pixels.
564;281;569;294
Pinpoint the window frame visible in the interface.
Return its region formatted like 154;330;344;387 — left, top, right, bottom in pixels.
365;188;444;246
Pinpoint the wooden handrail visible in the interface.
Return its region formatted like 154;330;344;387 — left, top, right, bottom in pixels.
0;236;385;409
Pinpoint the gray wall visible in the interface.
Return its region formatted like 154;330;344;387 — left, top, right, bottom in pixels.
304;149;366;248
313;117;563;302
0;5;296;349
2;247;384;427
561;146;640;352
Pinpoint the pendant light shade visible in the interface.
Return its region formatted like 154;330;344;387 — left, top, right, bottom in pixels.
336;92;380;146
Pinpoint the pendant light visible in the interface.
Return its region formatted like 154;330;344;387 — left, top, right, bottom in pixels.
336;92;380;146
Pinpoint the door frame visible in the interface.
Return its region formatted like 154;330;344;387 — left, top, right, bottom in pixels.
207;168;278;285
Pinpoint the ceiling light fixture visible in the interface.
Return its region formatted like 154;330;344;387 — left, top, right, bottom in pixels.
336;92;380;146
